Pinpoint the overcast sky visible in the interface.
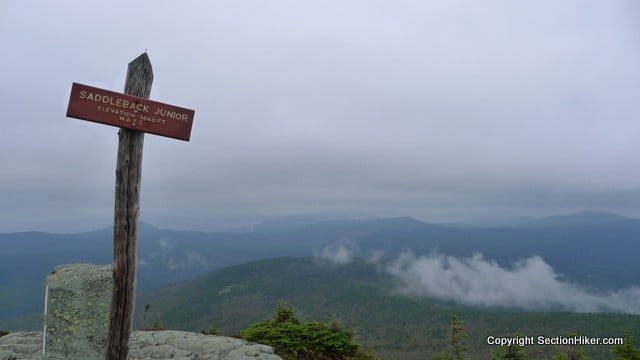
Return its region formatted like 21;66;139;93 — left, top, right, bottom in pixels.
1;1;640;232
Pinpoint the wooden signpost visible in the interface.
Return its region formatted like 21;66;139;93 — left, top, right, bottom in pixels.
66;53;194;360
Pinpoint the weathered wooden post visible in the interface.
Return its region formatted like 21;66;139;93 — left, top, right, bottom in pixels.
66;53;195;360
105;53;152;360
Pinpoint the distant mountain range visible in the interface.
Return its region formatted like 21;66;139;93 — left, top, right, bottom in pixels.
515;210;634;228
1;211;638;324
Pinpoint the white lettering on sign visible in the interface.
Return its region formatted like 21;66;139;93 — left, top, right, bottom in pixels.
79;90;150;113
153;108;189;122
96;106;168;127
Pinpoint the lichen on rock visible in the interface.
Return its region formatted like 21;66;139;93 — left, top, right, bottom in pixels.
44;264;112;360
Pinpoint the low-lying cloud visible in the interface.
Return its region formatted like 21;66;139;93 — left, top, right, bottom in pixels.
138;238;210;271
315;240;358;266
314;240;640;314
167;251;210;271
387;252;640;314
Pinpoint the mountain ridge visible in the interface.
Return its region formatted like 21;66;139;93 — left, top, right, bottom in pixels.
1;211;638;322
3;210;637;235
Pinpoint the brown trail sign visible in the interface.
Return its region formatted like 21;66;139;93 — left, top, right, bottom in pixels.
65;53;194;360
67;82;194;141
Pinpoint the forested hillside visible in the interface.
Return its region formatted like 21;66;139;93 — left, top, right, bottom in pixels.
135;257;640;360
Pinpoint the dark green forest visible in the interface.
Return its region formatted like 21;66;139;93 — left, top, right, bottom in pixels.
134;257;640;360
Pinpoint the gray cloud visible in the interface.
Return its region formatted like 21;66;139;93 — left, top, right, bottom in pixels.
2;1;640;231
386;252;640;314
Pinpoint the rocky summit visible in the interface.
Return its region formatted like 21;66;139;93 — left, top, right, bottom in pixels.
1;263;279;359
0;330;282;360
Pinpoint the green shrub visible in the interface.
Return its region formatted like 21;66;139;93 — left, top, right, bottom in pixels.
241;302;379;360
151;317;165;331
202;325;219;335
610;330;640;360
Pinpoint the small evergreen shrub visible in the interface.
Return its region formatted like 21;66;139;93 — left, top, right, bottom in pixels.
241;302;378;360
